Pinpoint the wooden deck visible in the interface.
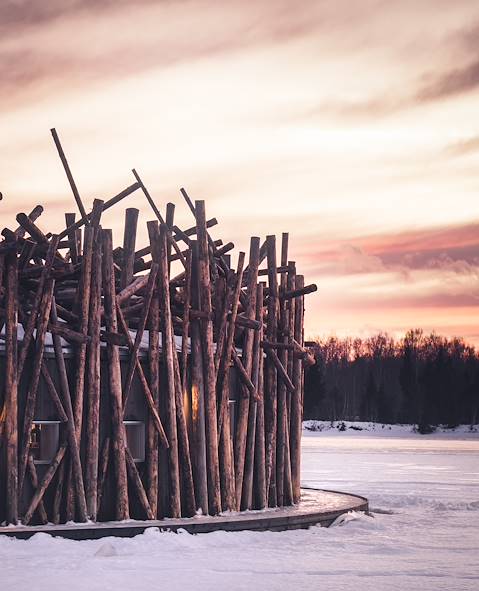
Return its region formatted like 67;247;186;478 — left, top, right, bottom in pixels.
0;488;368;540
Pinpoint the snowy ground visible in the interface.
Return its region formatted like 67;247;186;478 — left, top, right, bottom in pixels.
2;426;479;591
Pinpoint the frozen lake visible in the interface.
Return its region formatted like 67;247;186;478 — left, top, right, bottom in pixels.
1;429;478;591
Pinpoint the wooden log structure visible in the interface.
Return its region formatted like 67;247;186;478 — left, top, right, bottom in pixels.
0;131;316;525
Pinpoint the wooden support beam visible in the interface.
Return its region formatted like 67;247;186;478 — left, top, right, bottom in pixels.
101;229;129;521
265;235;278;506
233;236;259;510
120;208;139;294
195;200;221;515
4;244;19;524
85;228;103;520
253;283;267;509
291;275;304;503
189;241;209;515
148;221;181;517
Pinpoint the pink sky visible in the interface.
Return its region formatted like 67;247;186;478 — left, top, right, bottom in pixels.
1;0;478;344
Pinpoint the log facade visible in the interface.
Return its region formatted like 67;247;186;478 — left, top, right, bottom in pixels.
0;130;316;525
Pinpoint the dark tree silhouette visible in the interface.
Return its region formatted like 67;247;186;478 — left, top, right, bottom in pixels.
305;331;479;428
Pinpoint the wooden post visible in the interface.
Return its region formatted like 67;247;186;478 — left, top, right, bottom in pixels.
291;275;304;503
189;242;209;515
85;228;103;520
195;200;221;515
148;221;181;518
120;208;139;294
97;437;110;515
102;229;129;520
276;233;289;506
5;244;18;524
265;235;278;506
72;199;102;445
52;456;66;524
253;283;267;509
234;237;259;509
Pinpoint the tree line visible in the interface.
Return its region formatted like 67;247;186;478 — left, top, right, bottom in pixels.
304;330;479;431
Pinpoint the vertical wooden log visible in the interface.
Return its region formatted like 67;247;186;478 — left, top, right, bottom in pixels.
120;208;139;294
102;229;129;520
189;242;208;515
265;235;278;506
65;213;78;264
291;275;304;503
72;223;93;443
172;338;197;516
283;260;295;506
148;224;167;518
195;200;221;515
276;233;289;506
241;280;263;510
219;381;236;512
85;227;102;520
97;437;110;515
4;245;18;524
52;456;65;524
253;283;267;509
180;250;192;396
166;202;175;276
148;221;181;518
234;237;259;509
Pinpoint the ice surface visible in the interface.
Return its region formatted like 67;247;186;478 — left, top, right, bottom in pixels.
1;427;478;591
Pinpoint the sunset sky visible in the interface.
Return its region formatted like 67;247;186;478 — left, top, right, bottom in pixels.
1;0;478;344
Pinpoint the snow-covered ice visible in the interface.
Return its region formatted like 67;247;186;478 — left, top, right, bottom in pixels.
1;426;478;591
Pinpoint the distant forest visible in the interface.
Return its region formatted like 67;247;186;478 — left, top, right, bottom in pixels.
304;330;479;431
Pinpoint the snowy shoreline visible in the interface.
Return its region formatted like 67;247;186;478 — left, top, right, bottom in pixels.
303;420;479;437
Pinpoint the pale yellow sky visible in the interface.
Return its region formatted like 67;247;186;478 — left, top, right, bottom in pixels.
1;0;478;344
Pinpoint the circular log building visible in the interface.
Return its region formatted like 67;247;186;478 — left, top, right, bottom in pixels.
0;130;317;527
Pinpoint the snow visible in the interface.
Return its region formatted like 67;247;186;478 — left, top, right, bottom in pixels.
1;428;479;591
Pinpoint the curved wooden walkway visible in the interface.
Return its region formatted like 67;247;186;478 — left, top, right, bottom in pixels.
0;489;368;540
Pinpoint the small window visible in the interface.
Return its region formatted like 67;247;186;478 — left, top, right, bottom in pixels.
124;421;145;462
30;421;61;464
